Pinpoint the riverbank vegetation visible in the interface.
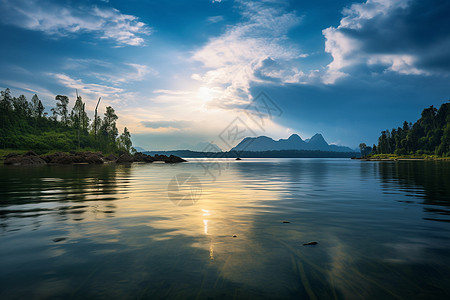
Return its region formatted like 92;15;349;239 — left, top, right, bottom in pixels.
0;88;133;154
360;101;450;158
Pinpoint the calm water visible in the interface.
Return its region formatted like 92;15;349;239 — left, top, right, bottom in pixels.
1;158;450;299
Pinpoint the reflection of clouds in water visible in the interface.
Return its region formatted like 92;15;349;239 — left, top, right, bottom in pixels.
2;160;450;298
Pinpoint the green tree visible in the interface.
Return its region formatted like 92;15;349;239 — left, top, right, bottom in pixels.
70;95;89;131
30;94;44;118
100;106;118;150
118;127;133;153
12;95;30;117
51;95;69;125
359;143;367;156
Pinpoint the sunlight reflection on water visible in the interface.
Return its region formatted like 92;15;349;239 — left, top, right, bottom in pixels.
0;159;449;299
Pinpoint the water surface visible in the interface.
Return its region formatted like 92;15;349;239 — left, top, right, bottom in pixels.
1;159;449;299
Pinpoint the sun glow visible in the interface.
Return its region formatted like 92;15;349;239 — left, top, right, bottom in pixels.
197;86;215;103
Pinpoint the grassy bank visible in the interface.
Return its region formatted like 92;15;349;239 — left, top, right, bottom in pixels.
0;148;118;162
359;154;450;161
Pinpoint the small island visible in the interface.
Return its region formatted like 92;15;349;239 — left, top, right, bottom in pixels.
0;88;185;165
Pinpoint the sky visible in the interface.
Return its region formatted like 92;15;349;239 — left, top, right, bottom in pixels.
0;0;449;151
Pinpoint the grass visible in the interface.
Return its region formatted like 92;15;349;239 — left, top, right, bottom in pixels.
0;148;119;162
362;154;450;161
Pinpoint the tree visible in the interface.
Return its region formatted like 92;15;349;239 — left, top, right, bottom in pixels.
0;88;13;112
70;95;89;131
374;101;450;156
13;94;31;117
31;94;44;118
52;95;69;125
118;127;132;153
100;106;118;146
70;95;90;149
359;143;367;156
0;87;132;153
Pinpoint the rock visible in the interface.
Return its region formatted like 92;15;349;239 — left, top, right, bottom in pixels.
105;154;118;161
116;153;133;163
79;152;103;164
52;237;67;243
133;152;154;163
153;154;169;162
168;155;186;163
232;235;237;238
303;242;318;246
42;152;103;164
42;152;73;164
25;150;38;156
236;157;242;160
4;153;47;166
4;153;19;159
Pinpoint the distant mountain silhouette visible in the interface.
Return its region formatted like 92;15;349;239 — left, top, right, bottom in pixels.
231;134;354;152
134;146;148;153
175;142;222;152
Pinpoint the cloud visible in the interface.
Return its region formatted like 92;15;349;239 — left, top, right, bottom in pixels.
322;0;450;83
0;0;150;46
49;73;125;104
63;59;157;84
141;120;191;129
192;0;308;109
153;89;191;95
207;16;224;23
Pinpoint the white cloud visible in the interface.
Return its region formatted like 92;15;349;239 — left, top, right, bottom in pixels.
153;89;191;95
63;59;157;84
207;16;224;23
50;73;124;103
192;0;308;109
367;55;427;75
0;0;150;46
322;0;441;83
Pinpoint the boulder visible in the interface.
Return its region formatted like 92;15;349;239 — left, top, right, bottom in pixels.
152;154;185;163
116;153;133;163
42;152;103;164
78;152;103;164
133;152;154;163
4;153;47;166
25;150;38;156
4;153;19;159
168;155;186;163
42;152;73;164
105;154;118;161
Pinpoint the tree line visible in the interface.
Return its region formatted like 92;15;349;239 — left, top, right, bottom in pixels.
360;101;450;157
0;88;133;154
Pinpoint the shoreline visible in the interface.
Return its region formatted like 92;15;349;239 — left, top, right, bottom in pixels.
353;156;450;161
1;150;186;166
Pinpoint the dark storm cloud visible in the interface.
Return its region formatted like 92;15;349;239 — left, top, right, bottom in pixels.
346;0;450;73
324;0;450;82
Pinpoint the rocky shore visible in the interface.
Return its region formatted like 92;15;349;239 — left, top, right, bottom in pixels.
2;151;186;166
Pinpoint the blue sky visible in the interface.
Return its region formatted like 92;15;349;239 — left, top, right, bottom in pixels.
1;0;449;150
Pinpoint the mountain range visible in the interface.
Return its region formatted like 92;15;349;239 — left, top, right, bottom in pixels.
175;142;222;152
231;134;355;153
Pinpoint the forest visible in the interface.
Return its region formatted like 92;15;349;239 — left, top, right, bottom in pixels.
0;88;133;154
361;101;450;157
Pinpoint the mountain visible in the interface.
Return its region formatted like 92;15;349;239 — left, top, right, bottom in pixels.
231;134;354;153
134;146;147;153
175;142;222;152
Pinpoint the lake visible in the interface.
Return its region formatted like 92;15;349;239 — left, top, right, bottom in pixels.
1;158;450;299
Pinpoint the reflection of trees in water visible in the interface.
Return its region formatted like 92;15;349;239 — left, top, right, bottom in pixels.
0;165;131;232
377;161;450;222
